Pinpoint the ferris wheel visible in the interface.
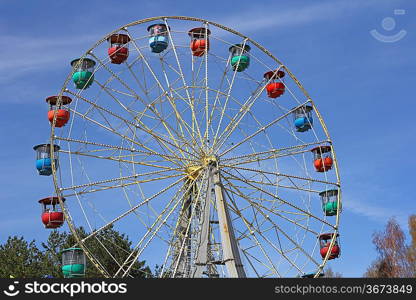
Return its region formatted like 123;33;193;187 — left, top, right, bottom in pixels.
36;16;342;278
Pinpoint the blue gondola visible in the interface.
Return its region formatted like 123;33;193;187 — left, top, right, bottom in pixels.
33;144;60;176
293;105;313;132
147;24;169;53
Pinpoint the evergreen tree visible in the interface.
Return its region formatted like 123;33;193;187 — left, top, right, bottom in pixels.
41;226;153;278
0;236;45;277
0;226;153;278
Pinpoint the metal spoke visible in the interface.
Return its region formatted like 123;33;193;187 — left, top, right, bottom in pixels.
222;164;339;187
212;38;249;147
59;149;183;171
163;19;204;147
219;100;311;157
115;175;198;277
79;174;186;244
66;90;197;161
222;176;320;271
54;136;198;164
62;173;182;198
220;168;334;229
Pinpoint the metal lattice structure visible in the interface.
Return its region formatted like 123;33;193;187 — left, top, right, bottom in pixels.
49;16;341;278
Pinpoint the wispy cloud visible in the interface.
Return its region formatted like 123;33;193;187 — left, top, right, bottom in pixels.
0;1;374;87
343;196;409;228
214;0;379;34
0;33;100;83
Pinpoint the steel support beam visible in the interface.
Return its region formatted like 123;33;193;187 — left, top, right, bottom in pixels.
211;165;246;278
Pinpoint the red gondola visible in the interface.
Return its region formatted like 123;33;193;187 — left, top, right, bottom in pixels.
311;145;333;172
264;70;285;98
38;197;65;229
188;27;211;57
318;233;340;260
107;33;131;64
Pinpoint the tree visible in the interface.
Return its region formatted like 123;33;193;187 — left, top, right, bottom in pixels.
365;217;414;278
324;267;342;278
407;215;416;277
0;226;153;278
41;226;153;278
41;230;72;278
0;236;46;278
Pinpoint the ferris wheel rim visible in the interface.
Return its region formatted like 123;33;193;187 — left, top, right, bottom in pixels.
48;16;342;278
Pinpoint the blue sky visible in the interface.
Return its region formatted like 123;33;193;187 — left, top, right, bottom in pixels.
0;0;415;277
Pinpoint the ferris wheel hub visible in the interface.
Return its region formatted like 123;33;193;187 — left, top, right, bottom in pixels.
184;165;202;181
184;155;218;181
203;155;217;166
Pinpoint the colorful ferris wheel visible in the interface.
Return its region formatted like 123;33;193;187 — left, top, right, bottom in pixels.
34;16;342;278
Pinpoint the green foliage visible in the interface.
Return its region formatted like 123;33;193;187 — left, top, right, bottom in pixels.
0;226;153;278
41;230;73;278
0;236;45;278
73;226;153;278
